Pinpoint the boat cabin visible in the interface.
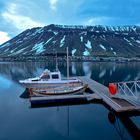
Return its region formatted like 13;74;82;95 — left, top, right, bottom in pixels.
49;71;61;80
40;69;61;81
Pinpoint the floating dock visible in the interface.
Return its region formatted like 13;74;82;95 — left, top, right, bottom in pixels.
30;76;140;112
78;76;140;112
30;93;100;107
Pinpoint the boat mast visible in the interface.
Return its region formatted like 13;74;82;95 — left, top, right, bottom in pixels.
67;47;69;80
55;50;58;71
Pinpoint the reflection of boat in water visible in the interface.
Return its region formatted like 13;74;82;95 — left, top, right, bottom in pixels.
19;69;82;89
108;111;140;140
29;84;88;96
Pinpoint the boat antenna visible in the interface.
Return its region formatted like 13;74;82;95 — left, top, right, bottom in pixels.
67;47;69;80
55;50;58;71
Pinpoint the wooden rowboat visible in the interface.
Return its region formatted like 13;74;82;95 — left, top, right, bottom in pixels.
29;84;88;96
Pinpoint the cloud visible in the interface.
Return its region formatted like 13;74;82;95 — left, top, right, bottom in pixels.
2;12;44;30
49;0;58;10
0;31;10;45
7;2;17;14
83;17;110;25
2;3;44;31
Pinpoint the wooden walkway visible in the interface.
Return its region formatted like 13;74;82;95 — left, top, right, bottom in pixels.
78;76;140;112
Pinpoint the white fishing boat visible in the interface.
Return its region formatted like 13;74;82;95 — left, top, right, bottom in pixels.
19;47;87;92
19;69;82;89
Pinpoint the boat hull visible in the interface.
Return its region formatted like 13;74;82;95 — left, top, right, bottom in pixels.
19;79;81;89
29;84;88;96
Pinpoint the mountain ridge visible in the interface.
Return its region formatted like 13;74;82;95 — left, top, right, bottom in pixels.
0;24;140;58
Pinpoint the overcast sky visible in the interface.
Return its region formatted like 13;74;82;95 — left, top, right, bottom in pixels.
0;0;140;44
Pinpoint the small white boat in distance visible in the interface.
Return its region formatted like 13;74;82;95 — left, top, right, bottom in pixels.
19;69;82;89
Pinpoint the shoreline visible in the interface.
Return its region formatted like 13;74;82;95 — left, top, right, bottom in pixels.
0;56;140;62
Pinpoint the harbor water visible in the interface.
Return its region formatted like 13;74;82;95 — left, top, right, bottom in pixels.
0;61;140;140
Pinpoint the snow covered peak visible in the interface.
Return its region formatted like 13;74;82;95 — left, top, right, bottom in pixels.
43;24;140;33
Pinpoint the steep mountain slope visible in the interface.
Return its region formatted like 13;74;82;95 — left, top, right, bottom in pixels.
0;24;140;57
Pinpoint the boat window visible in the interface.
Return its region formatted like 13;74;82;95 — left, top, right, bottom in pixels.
41;74;50;79
52;74;59;79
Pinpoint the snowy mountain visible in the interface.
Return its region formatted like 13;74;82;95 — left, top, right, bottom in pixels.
1;24;140;58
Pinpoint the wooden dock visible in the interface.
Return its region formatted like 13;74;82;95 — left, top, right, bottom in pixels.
78;76;140;112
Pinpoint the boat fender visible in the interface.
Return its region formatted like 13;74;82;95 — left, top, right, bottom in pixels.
108;83;117;95
29;88;33;96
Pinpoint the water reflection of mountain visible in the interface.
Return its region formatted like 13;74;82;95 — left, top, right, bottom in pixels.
0;62;140;85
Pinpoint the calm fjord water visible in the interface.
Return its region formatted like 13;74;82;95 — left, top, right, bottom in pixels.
0;61;140;140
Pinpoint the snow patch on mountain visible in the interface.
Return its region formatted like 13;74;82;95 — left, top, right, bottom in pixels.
10;48;17;53
0;42;10;48
80;36;83;42
60;35;65;47
32;27;44;36
131;37;135;40
107;26;116;31
124;38;130;42
72;49;76;56
53;40;57;44
53;31;58;35
4;48;9;52
83;49;90;56
85;40;92;49
13;48;27;55
129;43;133;46
102;35;105;38
26;32;31;36
32;42;45;54
113;51;117;55
110;47;117;55
79;31;87;36
23;37;28;40
99;44;106;51
16;40;23;43
132;26;136;32
136;40;140;44
44;37;53;45
123;33;128;35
